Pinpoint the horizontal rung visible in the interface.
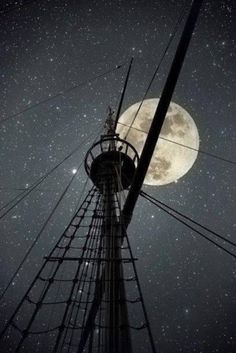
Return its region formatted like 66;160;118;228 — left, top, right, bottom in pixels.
44;256;137;263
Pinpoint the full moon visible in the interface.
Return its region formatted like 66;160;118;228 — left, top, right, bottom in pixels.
116;98;199;186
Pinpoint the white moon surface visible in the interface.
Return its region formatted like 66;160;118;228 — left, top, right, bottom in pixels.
116;98;199;186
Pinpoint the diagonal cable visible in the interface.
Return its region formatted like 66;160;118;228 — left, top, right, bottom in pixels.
141;191;236;248
0;159;83;301
0;127;102;220
119;122;236;166
0;128;102;301
0;62;126;125
141;191;236;260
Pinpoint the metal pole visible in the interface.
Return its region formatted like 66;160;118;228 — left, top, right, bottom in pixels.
114;58;134;130
123;0;204;225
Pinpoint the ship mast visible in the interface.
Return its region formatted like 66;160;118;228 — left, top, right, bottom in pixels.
0;1;204;352
123;0;204;225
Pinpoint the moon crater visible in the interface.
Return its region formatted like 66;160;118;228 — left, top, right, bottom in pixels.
117;98;199;186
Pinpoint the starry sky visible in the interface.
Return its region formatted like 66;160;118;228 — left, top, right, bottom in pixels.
0;0;236;352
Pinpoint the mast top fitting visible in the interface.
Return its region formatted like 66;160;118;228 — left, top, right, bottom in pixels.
84;134;139;192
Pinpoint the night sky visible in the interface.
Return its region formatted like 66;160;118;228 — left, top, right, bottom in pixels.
0;0;236;352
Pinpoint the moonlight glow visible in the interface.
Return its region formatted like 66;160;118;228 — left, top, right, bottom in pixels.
117;98;200;186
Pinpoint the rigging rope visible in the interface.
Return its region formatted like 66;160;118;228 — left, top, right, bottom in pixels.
0;159;83;302
0;126;102;219
0;129;102;302
52;196;103;352
0;187;58;192
64;201;103;353
120;122;236;166
141;191;236;248
117;199;157;353
141;191;236;260
0;62;126;126
0;186;97;340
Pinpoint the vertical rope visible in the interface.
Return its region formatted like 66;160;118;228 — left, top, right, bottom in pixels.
0;187;97;350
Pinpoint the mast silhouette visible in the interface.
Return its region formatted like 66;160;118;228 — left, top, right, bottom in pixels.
0;0;204;352
123;0;204;225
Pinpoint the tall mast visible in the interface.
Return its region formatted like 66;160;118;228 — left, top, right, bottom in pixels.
123;0;204;225
114;57;134;130
0;1;204;352
0;112;157;353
